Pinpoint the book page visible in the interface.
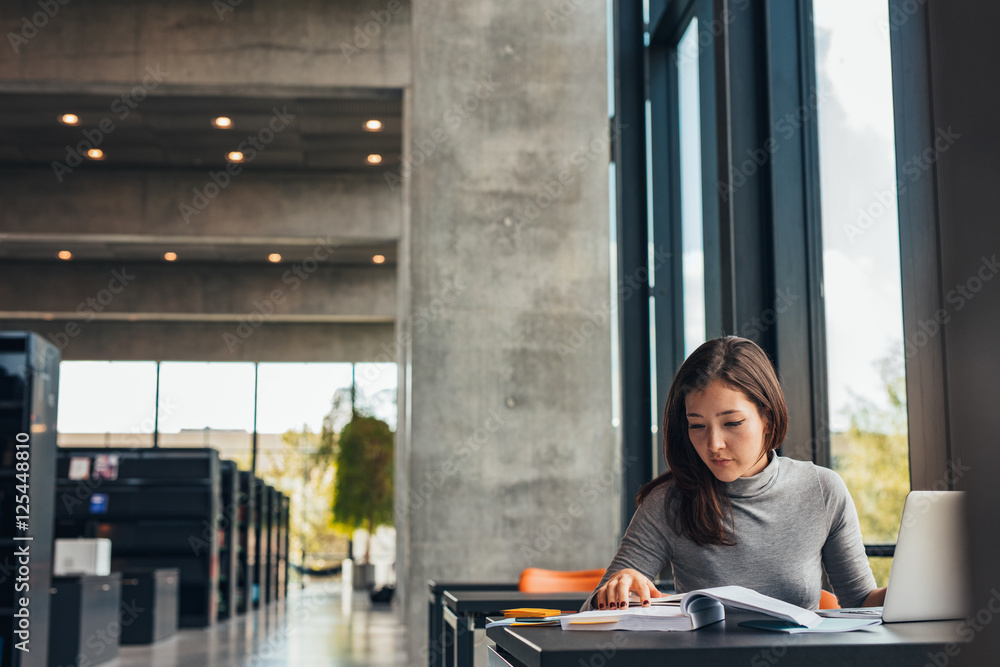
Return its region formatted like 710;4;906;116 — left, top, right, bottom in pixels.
628;592;684;606
680;586;822;628
561;605;692;631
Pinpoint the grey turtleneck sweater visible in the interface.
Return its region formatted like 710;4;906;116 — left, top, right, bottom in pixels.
584;454;876;611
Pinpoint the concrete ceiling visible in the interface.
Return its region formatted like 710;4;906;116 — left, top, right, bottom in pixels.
0;88;402;170
0;86;402;266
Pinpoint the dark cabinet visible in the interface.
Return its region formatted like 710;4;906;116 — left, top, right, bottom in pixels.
48;574;121;667
0;332;58;667
252;478;268;609
235;471;256;614
263;485;278;605
119;568;179;644
276;492;290;601
217;460;237;620
54;448;221;628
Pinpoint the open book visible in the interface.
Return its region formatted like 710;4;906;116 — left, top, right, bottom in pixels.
561;586;822;631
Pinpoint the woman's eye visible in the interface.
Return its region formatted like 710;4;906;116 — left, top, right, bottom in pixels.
726;420;745;427
688;423;704;430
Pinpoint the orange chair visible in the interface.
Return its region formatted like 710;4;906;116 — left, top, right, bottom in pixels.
819;589;841;609
518;568;606;593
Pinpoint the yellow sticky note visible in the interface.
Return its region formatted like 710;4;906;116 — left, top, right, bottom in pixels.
502;607;563;618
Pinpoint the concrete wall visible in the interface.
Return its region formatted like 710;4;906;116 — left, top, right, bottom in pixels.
0;169;401;241
399;1;618;662
1;0;410;89
0;321;395;361
0;258;395;360
0;261;396;320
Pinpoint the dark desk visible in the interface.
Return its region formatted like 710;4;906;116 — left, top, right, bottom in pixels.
486;611;970;667
444;590;590;667
428;581;519;667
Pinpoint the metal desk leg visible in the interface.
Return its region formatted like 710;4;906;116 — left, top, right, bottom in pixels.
455;611;476;667
429;595;442;667
443;607;458;667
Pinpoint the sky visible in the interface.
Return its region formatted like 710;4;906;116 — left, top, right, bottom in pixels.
813;0;906;431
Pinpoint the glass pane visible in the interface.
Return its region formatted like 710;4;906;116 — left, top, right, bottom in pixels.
677;17;706;357
57;361;157;447
256;363;354;434
255;362;353;477
156;362;255;464
356;362;399;431
813;0;910;547
868;557;893;589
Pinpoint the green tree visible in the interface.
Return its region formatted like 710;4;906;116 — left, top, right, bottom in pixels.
331;412;394;563
271;425;348;568
835;347;910;586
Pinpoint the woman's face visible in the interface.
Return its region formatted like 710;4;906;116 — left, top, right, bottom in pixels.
684;380;770;482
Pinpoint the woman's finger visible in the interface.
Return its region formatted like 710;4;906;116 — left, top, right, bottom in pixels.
596;582;609;610
600;579;617;609
616;575;632;609
637;578;651;607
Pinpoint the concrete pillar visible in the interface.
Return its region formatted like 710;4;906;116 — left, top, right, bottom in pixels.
399;1;618;661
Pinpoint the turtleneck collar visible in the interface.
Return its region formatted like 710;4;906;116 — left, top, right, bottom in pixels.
723;451;780;498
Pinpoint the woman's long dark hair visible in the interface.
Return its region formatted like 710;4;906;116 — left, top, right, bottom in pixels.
636;336;788;546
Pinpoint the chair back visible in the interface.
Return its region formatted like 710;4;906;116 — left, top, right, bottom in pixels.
819;589;841;609
517;568;606;593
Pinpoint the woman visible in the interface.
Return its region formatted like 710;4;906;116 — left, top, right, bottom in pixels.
587;336;886;611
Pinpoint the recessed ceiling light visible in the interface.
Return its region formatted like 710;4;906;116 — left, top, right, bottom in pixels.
228;151;244;162
212;116;233;129
268;253;282;263
57;250;72;260
365;119;383;131
60;114;80;125
372;254;386;264
163;252;178;262
367;154;382;165
87;148;104;160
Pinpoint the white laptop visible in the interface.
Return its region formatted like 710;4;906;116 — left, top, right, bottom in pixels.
818;490;969;623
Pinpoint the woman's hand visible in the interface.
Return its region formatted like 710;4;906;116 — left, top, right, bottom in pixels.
595;568;663;610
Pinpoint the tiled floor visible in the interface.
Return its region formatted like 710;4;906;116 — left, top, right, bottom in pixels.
113;583;408;667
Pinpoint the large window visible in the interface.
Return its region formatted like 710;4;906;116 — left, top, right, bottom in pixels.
57;358;398;572
57;360;398;470
622;0;922;568
813;0;910;585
